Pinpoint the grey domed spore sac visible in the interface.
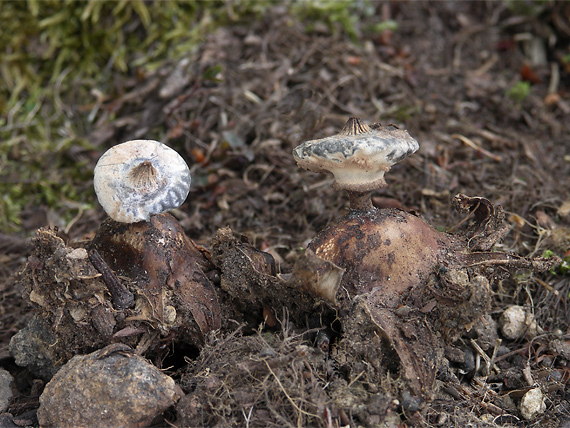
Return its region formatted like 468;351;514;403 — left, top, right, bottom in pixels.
94;140;191;223
293;117;419;192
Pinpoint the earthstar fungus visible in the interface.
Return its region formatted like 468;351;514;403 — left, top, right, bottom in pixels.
90;139;221;343
292;117;437;306
13;140;221;372
289;117;557;398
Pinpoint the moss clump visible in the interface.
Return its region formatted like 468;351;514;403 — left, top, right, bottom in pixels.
0;1;382;232
0;1;270;232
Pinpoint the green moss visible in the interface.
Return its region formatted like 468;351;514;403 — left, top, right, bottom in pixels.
291;0;379;41
505;0;553;17
506;81;531;104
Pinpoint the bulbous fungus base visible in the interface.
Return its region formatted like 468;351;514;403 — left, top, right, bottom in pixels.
90;213;221;341
307;208;453;308
287;193;559;397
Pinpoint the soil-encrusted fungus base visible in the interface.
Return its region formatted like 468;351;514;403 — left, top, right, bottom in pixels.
11;213;221;372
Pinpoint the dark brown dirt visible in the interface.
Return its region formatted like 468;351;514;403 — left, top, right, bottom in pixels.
2;2;570;427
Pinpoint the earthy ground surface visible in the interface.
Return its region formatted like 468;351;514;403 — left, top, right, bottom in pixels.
1;2;570;427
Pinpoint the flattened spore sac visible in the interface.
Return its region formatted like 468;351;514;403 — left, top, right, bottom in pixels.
94;140;191;223
292;118;419;192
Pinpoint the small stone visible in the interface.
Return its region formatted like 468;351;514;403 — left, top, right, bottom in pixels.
400;390;422;412
67;248;88;259
9;316;60;380
0;368;14;413
499;305;541;340
550;339;570;359
381;412;403;427
499;306;526;339
519;387;546;420
503;368;525;389
38;344;181;428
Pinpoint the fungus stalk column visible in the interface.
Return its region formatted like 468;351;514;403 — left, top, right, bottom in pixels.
348;190;374;211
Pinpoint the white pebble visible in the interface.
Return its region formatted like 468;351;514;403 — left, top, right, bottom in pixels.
520;387;546;420
499;305;541;340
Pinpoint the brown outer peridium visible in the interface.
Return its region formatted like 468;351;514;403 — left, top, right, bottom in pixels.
307;208;453;308
91;213;221;341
